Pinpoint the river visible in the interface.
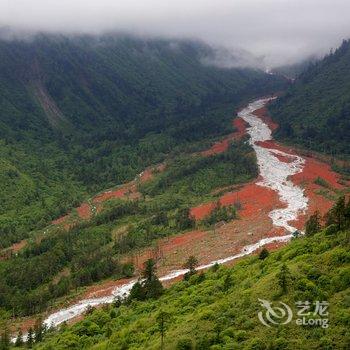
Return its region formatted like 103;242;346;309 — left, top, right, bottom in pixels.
21;97;310;334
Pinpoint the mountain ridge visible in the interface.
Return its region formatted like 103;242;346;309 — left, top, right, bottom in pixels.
269;39;350;160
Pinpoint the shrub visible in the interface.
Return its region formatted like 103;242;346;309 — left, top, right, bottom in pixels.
259;248;269;260
176;337;193;350
314;176;330;188
324;224;339;235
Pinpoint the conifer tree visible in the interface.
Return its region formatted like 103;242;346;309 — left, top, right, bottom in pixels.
305;210;321;235
183;255;199;280
277;264;291;294
143;259;164;299
157;310;170;350
129;259;163;301
326;196;346;230
259;247;269;260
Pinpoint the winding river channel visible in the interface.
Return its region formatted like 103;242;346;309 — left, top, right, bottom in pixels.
32;98;309;331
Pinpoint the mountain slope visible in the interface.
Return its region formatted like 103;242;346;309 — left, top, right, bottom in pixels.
269;39;350;158
0;34;287;248
0;140;258;319
23;217;350;349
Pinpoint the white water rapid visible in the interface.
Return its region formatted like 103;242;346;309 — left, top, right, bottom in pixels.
238;98;308;232
13;98;309;340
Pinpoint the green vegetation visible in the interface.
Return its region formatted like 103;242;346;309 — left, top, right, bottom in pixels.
0;140;258;319
140;141;257;199
269;39;350;160
6;199;348;349
201;203;237;227
128;259;164;302
258;247;269;260
0;34;286;249
183;255;199;280
314;176;331;188
0;219;134;317
305;210;321;236
325;195;350;230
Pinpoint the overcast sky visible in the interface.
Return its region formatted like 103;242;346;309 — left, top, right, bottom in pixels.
1;0;350;67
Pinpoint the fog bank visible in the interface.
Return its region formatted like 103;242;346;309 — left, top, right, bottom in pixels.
1;0;350;67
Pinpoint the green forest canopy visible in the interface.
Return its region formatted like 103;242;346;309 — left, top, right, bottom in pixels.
11;199;349;350
269;39;350;158
0;34;287;248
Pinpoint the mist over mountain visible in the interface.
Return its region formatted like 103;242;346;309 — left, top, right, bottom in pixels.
1;0;350;68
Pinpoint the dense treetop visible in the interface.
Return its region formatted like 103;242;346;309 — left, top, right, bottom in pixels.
269;39;350;158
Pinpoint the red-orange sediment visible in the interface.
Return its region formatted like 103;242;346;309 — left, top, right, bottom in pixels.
10;239;27;253
220;183;284;218
201;138;232;156
193;105;346;232
11;318;36;335
52;214;70;225
253;107;278;131
159;230;208;254
256;140;296;154
233;117;249;138
190;202;217;221
128;230;208;271
93;187;129;203
139;169;153;183
51;163;166;228
190;182;283;222
139;164;165;183
289;156;343;229
292;156;342;189
274;153;295;163
0;240;27;261
76;202;92;220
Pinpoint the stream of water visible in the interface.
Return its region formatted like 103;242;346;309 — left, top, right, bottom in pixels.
18;98;309;334
238;98;308;232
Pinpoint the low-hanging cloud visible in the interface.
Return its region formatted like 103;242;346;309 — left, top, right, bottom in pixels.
1;0;350;67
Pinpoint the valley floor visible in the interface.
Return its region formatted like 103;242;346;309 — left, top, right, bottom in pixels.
9;97;350;335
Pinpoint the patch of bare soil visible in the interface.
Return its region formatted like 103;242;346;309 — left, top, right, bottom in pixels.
76;202;92;220
0;240;27;261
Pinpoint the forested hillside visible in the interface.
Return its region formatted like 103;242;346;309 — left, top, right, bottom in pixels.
269;39;350;157
0;141;257;320
0;34;287;248
4;198;348;350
